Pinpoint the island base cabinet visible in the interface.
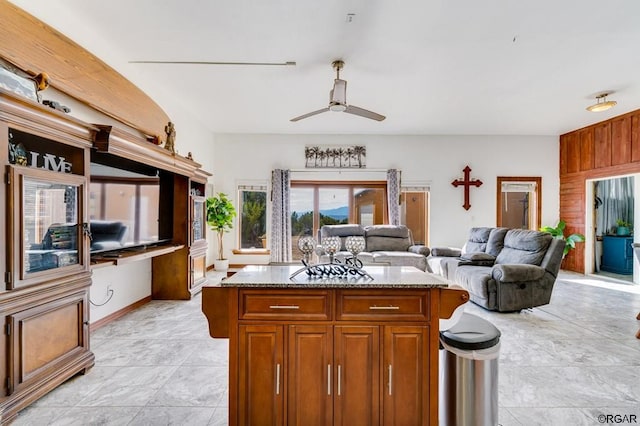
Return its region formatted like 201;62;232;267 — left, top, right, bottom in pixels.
238;323;428;426
238;325;285;426
382;326;430;426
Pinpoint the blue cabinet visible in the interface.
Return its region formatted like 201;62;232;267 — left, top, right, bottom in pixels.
601;236;634;275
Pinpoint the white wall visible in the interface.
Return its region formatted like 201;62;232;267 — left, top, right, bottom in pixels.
90;261;152;323
212;133;560;265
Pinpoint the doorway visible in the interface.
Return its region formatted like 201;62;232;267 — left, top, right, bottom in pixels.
400;190;429;245
589;175;636;283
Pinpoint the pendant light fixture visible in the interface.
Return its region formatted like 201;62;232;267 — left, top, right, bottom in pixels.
586;93;617;112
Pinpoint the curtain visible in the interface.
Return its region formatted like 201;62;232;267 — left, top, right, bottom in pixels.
595;177;634;236
387;169;401;225
270;169;292;263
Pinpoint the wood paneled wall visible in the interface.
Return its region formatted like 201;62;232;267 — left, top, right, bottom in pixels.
560;109;640;272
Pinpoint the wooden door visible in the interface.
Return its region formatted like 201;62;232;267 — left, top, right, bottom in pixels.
288;325;333;426
238;325;284;426
382;326;430;426
334;326;380;426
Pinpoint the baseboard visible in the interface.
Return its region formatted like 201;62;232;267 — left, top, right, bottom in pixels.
89;296;152;332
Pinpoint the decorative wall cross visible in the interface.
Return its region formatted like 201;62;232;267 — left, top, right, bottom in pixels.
451;165;483;210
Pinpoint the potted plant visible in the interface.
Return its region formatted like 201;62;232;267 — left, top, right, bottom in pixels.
616;219;632;236
206;192;236;271
540;219;585;258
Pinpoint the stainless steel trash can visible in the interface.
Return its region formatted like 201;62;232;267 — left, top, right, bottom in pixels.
439;313;501;426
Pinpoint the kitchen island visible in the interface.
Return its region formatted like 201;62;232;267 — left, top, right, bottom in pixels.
202;265;469;426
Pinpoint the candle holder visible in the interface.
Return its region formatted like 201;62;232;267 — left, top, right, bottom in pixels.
297;236;317;264
289;234;373;281
322;236;341;264
344;236;366;268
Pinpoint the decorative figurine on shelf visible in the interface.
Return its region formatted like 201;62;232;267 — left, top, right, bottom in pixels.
164;121;176;154
34;72;50;91
186;151;194;161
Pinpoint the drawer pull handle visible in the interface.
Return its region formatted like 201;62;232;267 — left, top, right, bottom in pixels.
337;365;342;396
388;364;393;395
276;363;281;395
269;305;300;309
327;364;331;395
369;305;400;310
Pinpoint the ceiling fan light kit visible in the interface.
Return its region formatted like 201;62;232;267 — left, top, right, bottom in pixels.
290;60;385;122
586;93;617;112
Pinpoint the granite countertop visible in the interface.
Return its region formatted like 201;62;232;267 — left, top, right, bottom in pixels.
212;265;450;289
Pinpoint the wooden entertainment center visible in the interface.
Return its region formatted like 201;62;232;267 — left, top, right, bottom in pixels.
0;89;210;422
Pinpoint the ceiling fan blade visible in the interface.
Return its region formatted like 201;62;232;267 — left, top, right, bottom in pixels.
290;107;330;122
344;105;386;121
129;60;296;66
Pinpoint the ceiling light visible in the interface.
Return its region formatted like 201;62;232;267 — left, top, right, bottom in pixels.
586;93;617;112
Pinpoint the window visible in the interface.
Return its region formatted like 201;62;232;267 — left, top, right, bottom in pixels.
496;177;541;230
237;185;268;250
290;182;387;258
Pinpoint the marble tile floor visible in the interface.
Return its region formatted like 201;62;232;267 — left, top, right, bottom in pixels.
14;271;640;426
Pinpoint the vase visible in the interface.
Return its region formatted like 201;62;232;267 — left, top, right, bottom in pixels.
617;226;630;236
214;259;229;271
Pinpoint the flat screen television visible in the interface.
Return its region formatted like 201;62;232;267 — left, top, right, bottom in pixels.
89;155;169;254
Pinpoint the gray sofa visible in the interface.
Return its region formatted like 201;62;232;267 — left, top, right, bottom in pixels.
317;224;431;271
429;227;565;312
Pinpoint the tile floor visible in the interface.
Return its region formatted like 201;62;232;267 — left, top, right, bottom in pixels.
13;271;640;425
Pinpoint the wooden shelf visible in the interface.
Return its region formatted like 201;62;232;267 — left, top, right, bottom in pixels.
90;244;184;269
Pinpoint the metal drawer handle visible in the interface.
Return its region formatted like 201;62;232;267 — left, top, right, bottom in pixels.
276;363;281;395
269;305;300;309
369;305;400;310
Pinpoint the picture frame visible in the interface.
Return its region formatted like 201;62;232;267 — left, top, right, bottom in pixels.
304;145;366;168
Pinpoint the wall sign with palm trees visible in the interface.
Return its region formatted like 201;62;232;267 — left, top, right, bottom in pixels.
304;145;366;168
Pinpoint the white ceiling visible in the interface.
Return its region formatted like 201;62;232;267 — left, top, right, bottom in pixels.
9;0;640;136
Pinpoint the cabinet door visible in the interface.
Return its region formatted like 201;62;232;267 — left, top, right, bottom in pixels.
8;166;88;289
334;326;380;426
238;325;284;426
190;195;206;244
8;291;90;395
382;326;430;426
190;252;207;290
288;325;333;426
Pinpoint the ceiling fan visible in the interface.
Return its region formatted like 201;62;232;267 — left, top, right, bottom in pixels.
290;60;386;122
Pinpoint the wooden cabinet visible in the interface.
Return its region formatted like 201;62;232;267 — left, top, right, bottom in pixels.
188;187;209;294
238;325;285;425
152;170;211;299
382;326;429;424
241;322;425;426
1;90;95;423
7;289;91;395
213;284;453;426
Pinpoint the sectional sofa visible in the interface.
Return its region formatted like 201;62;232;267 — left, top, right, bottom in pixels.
316;224;431;271
428;227;566;312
